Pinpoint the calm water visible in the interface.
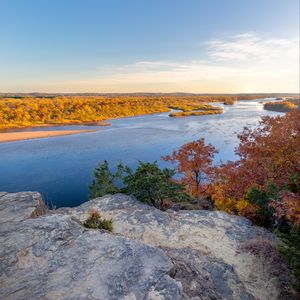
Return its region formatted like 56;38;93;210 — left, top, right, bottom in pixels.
0;99;282;207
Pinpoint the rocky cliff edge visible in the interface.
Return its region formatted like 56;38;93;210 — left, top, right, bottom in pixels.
0;192;294;300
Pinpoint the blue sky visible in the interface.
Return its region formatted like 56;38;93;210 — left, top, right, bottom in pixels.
0;0;299;93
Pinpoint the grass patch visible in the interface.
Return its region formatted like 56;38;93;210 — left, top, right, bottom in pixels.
83;208;113;232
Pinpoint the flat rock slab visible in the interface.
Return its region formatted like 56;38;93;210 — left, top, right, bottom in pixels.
0;192;181;300
67;194;292;300
0;192;294;299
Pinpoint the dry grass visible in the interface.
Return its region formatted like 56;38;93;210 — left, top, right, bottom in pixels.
239;237;296;299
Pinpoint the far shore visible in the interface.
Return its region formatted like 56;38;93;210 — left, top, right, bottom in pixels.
0;98;278;131
0;130;97;143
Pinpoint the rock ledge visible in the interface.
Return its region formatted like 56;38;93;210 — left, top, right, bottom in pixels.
0;192;293;299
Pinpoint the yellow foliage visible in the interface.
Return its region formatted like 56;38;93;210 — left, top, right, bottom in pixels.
214;197;237;213
0;94;279;129
235;198;259;220
211;185;237;213
0;95;220;129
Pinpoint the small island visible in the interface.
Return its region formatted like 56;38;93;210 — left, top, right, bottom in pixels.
168;103;223;118
263;99;300;112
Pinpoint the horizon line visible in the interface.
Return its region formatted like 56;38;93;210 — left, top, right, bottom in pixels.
1;91;299;95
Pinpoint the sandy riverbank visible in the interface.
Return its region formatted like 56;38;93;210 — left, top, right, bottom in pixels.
0;130;96;143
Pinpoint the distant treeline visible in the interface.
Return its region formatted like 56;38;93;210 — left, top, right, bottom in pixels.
1;92;299;99
0;94;298;129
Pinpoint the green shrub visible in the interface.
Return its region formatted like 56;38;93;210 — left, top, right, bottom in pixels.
245;184;277;227
83;209;113;232
89;160;192;210
276;226;300;292
98;219;113;232
89;160;125;198
123;161;191;209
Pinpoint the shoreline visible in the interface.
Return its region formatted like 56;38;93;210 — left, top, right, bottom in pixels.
0;129;97;143
0;120;111;132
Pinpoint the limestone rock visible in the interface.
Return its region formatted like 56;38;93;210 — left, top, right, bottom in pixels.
0;192;181;300
67;194;293;300
0;192;294;299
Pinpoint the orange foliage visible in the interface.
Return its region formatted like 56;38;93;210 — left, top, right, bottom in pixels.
211;110;300;218
270;191;300;226
235;199;259;220
236;110;300;190
162;138;218;199
89;208;101;220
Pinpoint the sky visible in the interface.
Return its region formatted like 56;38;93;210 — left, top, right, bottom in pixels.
0;0;299;93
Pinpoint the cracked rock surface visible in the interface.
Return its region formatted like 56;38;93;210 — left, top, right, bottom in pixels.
1;192;293;299
0;192;181;300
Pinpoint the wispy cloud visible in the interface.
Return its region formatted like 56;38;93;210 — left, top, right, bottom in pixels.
93;32;298;82
12;32;299;93
78;33;298;92
206;32;299;62
97;61;185;75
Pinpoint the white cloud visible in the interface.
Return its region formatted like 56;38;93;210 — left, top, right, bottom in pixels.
71;32;298;93
6;32;299;93
206;32;299;63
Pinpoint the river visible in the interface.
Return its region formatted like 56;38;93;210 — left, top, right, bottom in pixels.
0;99;283;207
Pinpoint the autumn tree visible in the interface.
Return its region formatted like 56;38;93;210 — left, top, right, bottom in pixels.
162;138;218;199
270;191;300;227
209;110;300;289
211;110;300;222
